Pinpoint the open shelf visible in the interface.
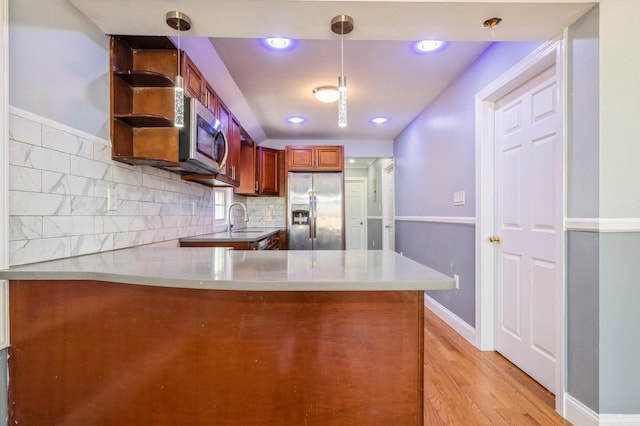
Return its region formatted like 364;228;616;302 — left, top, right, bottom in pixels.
114;71;174;87
114;114;174;128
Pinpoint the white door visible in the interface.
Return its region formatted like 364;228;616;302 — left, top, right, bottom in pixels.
345;178;367;250
494;65;561;393
382;162;395;252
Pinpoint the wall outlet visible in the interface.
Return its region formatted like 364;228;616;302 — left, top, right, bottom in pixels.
107;189;118;211
454;274;460;289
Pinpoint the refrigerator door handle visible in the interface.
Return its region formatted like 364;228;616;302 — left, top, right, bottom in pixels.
309;191;317;239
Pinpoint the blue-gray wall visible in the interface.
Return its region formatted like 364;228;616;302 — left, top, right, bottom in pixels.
394;41;543;328
567;232;599;411
599;233;640;413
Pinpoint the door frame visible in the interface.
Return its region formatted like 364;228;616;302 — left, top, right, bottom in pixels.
344;177;367;250
1;0;9;349
475;39;565;414
381;160;394;251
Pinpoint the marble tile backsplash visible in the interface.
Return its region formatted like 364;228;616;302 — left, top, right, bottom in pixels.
245;196;286;229
8;108;223;266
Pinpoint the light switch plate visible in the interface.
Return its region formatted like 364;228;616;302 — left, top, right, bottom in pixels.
453;191;465;206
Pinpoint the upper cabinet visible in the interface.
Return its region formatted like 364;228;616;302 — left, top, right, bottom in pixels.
110;35;249;188
235;132;283;197
204;82;218;116
214;101;240;187
257;147;280;195
110;36;180;167
286;145;344;172
182;53;204;103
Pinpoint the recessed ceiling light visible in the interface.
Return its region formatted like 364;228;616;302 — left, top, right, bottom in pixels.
263;37;293;50
287;116;305;124
370;116;389;124
414;39;445;53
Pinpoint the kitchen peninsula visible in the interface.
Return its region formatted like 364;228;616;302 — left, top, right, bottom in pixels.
1;247;455;425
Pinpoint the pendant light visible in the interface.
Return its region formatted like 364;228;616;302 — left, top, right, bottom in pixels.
166;11;192;128
331;15;353;128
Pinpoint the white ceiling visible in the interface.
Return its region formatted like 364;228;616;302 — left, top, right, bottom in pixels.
68;0;595;144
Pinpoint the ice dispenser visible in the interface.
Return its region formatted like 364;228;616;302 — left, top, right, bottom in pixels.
291;208;309;225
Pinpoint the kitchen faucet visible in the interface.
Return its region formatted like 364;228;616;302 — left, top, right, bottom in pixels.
227;202;249;231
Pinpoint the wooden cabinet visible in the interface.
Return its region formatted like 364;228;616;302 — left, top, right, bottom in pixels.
204;82;218;116
286;145;344;171
214;102;240;187
278;231;288;250
179;232;280;250
182;53;204;102
110;36;180;167
236;138;256;195
236;142;282;196
228;117;241;185
257;147;279;195
110;35;244;188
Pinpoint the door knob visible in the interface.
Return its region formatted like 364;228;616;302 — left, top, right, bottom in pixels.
488;235;501;244
360;222;363;225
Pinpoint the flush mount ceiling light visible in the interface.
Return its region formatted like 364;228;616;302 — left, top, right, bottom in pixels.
313;86;340;103
263;37;293;50
166;11;192;128
414;39;445;53
331;14;354;128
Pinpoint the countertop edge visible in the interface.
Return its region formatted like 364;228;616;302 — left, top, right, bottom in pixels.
1;270;456;291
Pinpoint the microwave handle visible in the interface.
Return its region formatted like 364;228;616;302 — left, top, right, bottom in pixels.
217;130;229;171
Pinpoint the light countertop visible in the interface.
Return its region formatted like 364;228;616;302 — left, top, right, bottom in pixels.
0;247;456;292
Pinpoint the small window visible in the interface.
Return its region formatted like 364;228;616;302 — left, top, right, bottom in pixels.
213;188;229;222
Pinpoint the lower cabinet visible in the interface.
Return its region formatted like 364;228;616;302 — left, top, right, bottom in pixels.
180;233;281;250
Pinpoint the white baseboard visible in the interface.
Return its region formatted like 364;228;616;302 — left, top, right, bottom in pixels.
424;293;477;346
565;394;640;426
565;394;599;426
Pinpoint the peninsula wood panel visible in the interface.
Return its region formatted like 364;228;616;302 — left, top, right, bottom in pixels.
9;281;424;425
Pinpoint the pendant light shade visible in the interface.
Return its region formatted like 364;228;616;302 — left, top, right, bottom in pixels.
331;15;353;128
338;76;347;127
173;75;185;127
166;11;192;128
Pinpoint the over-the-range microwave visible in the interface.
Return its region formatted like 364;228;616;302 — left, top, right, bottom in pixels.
163;97;228;175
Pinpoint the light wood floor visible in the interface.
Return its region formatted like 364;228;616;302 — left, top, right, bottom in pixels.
424;307;572;425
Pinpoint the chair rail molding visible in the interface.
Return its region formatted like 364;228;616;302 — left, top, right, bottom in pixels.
565;217;640;233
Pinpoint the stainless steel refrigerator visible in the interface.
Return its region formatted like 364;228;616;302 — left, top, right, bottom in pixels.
288;172;344;250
